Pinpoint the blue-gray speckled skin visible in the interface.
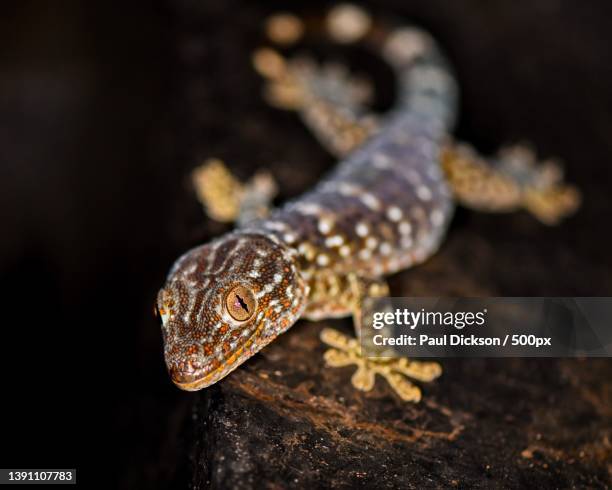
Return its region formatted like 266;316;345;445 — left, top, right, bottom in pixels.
254;112;453;279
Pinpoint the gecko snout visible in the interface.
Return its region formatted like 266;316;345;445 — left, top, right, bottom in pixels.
168;358;203;385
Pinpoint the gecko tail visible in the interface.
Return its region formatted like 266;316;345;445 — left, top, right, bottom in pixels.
257;4;458;129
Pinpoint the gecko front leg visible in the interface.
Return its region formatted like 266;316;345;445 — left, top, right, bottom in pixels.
319;275;441;402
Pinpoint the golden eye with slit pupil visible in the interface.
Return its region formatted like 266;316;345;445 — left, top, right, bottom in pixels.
225;285;256;321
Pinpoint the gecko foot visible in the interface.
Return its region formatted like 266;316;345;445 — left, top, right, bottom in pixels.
320;328;442;402
192;158;278;225
496;144;581;225
442;142;581;225
252;48;372;113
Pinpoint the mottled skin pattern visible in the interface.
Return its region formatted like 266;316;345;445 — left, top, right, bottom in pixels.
158;233;306;390
157;4;579;400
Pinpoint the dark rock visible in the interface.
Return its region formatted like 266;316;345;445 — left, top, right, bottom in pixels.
184;317;611;488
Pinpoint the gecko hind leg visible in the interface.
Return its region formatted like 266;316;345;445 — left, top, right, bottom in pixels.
442;142;581;225
320;276;441;402
192;158;278;226
252;47;379;157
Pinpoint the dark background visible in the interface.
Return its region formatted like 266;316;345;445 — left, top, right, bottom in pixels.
1;1;611;488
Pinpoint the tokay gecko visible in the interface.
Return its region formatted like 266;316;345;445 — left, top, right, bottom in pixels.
156;4;580;401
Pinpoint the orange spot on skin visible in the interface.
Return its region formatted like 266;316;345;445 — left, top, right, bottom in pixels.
219;325;228;334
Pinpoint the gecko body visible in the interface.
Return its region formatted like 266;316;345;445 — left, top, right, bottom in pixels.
157;5;579;400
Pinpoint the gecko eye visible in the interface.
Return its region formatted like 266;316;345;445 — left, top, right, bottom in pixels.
225;285;257;322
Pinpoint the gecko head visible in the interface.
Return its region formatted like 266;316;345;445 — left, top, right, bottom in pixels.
156;232;307;391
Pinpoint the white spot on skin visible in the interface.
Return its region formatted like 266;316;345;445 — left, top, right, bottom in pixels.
266;233;284;247
294;202;324;215
264;221;288;231
431;209;445;227
416;185;432;201
380;242;392;256
273;273;283;283
248;270;260;279
358;248;372;260
327;3;372;43
318;217;334;235
355;222;369;237
283;232;297;244
339;245;351;257
298;242;315;260
365;236;378;250
317;254;330;266
384;28;430;65
263;283;274;294
338;182;363;196
373;153;392;169
387;206;403;222
361;193;381;211
398;221;412;236
325;235;344;247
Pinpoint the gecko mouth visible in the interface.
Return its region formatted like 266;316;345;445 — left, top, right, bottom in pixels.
169;360;233;391
168;318;270;391
169;362;199;383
